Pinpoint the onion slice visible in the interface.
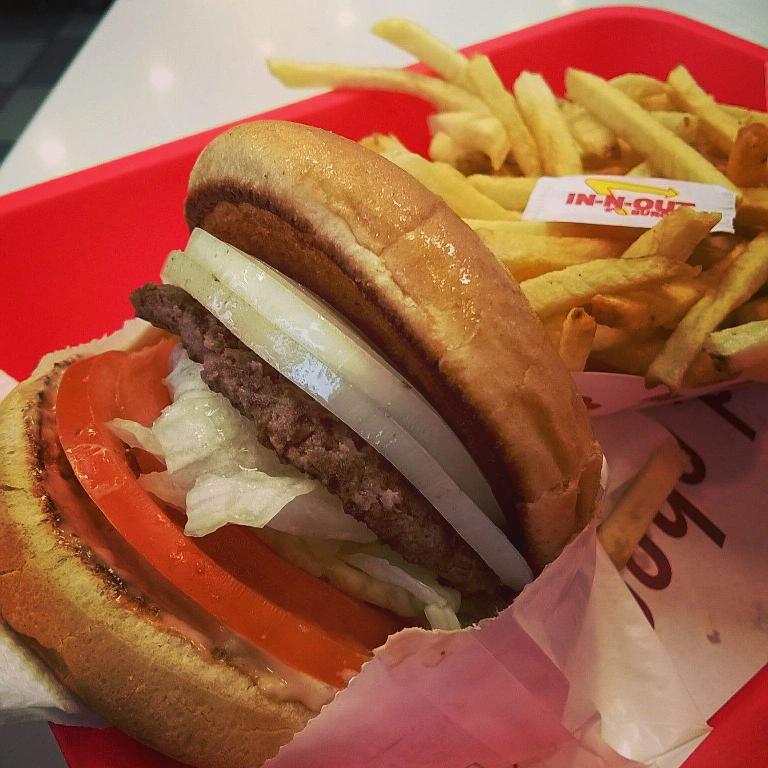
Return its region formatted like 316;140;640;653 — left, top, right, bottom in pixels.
161;229;533;590
187;228;504;524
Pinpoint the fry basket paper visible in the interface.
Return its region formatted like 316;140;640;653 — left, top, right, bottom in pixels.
622;384;768;719
269;525;706;768
572;371;751;416
1;370;766;768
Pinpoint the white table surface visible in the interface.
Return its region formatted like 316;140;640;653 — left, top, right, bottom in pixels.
1;0;766;195
0;2;766;767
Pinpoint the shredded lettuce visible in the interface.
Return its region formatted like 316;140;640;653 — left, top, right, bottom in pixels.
268;487;376;542
349;542;461;612
150;393;251;473
184;469;361;538
424;604;462;631
109;419;162;456
138;471;187;508
255;529;461;629
343;553;460;629
343;553;450;610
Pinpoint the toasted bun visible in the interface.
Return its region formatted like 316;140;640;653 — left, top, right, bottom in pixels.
0;331;310;768
185;121;603;568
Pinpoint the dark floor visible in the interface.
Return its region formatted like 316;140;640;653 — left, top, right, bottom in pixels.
0;1;113;163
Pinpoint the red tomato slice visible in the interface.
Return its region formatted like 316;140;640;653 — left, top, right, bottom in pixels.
114;335;177;426
56;343;404;687
115;335;177;473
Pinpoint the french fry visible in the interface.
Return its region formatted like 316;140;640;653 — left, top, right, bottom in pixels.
455;156;493;176
592;277;707;333
705;319;768;380
267;60;488;113
466;175;536;211
475;231;624;281
626;160;654;177
558;308;597;371
592;332;726;385
667;65;740;155
464;219;639;240
598;436;687;570
698;241;748;286
720;104;768;125
589;293;653;332
464;55;542;177
616;137;644;168
494;160;523;176
428;131;462;164
620;207;721;261
591;324;640;352
584;161;634;175
628;279;705;328
371;18;469;85
560;100;617;159
428;133;491;175
514;72;582;175
429;111;510;170
542;312;567;348
610;73;671;101
726;123;768;187
521;257;697;318
727;296;768;325
641;93;674;111
566;69;737;190
736;188;768;229
591;330;666;375
647;232;768;390
691;232;743;268
651;111;700;144
360;132;408;154
682;349;733;387
381;148;519;220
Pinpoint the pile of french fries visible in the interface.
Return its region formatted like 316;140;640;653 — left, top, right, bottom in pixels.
269;19;768;393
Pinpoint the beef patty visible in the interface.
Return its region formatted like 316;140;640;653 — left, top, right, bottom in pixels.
131;283;497;595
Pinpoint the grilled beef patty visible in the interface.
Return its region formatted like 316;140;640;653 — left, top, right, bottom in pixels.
131;283;498;595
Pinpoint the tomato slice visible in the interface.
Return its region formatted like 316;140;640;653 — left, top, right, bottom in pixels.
115;335;177;473
114;336;177;426
56;343;404;687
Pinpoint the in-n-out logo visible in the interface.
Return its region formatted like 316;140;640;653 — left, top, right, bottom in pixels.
522;174;736;232
565;178;695;219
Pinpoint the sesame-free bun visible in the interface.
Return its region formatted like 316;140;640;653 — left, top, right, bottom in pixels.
0;327;310;768
185;120;603;568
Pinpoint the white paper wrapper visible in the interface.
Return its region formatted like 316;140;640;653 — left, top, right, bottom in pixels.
0;622;104;727
269;523;707;768
1;369;766;768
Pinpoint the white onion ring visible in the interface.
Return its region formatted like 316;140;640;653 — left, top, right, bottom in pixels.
161;229;533;590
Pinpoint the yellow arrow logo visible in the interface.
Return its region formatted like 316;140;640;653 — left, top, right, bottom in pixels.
584;178;679;216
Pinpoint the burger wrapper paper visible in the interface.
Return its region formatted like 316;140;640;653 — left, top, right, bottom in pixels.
1;370;767;768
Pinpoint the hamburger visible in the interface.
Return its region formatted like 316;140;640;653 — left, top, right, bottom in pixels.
0;121;602;767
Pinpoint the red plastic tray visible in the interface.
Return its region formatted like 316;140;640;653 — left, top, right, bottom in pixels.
2;6;766;767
